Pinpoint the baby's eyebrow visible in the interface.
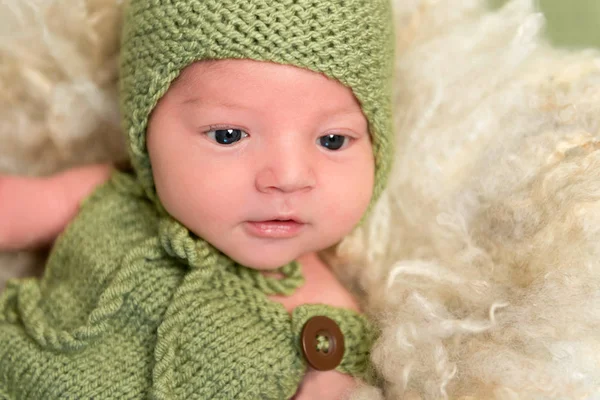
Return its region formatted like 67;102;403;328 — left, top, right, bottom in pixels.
316;107;368;124
180;97;253;111
327;108;365;118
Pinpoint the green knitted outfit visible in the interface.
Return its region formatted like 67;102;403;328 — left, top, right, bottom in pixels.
0;0;394;398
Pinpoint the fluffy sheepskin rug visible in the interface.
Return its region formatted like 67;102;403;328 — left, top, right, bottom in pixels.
1;0;600;399
335;1;600;399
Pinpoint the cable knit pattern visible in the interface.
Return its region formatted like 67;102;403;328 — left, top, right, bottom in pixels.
0;173;377;399
119;0;396;211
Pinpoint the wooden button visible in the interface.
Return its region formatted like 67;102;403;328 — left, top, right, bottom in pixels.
300;316;345;371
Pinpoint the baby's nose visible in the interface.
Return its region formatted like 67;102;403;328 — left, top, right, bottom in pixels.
254;147;316;194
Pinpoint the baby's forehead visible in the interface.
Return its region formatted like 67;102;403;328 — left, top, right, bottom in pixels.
169;59;365;114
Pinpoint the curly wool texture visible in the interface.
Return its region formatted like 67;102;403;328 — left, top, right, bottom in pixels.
334;1;600;399
1;0;600;399
0;0;125;174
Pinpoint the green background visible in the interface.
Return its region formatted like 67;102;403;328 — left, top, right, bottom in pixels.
489;0;600;49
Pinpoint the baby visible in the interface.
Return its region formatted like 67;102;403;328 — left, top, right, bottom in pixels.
0;0;395;399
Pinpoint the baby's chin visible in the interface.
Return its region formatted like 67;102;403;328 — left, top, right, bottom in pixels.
226;246;312;270
231;252;300;270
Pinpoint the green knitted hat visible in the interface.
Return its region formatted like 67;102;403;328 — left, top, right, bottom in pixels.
119;0;395;208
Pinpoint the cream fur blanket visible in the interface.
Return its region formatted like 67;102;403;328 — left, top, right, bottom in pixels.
1;0;599;399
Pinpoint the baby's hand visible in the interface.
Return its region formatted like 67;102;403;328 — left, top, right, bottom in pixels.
268;252;361;399
0;164;112;251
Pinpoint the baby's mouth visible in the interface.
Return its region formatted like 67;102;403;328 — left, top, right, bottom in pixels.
244;219;306;239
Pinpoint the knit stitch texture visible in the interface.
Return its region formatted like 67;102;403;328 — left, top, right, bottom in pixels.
0;173;377;399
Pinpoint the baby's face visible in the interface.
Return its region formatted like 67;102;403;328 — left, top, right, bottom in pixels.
147;59;374;269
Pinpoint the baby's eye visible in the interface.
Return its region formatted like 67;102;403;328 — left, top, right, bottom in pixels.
318;134;350;151
206;128;248;145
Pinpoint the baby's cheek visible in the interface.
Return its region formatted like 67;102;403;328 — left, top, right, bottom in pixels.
329;179;372;223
